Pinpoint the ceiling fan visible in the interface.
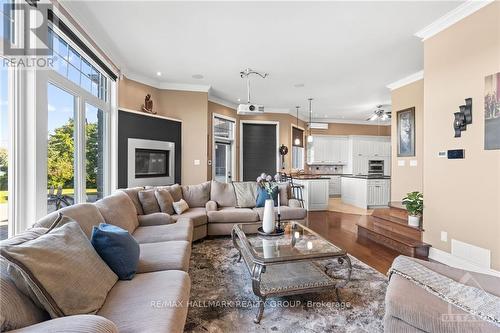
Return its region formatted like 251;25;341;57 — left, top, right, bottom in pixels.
367;105;391;121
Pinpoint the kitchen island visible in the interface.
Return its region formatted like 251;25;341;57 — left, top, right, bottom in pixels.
292;177;330;211
341;175;391;209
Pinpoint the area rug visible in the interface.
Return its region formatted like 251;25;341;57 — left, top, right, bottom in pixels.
184;237;388;333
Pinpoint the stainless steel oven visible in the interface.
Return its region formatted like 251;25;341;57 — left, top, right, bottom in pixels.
368;160;384;175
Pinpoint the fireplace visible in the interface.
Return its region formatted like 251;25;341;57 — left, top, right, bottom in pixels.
127;138;175;187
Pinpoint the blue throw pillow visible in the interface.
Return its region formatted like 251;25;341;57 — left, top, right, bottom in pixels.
255;187;279;208
91;223;140;280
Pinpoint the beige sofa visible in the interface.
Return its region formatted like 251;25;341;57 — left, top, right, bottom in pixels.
384;257;500;333
121;180;307;241
1;191;193;333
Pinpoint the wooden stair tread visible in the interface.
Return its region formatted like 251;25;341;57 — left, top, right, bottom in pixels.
388;201;407;211
370;214;423;231
357;219;430;248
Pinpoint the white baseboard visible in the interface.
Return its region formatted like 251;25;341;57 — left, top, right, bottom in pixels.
428;248;500;278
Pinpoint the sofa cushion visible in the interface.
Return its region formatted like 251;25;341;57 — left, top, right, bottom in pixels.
97;270;190;333
170;207;207;227
0;221;118;318
253;206;307;221
91;224;140;280
232;182;258;208
173;199;189;215
255;186;279;207
119;187;145;215
34;203;105;239
137;241;191;273
132;219;193;243
95;191;139;234
385;274;500;333
181;182;211;208
210;180;237;207
137;213;174;227
155;189;175;215
5;315;119;333
148;184;183;202
207;207;259;223
0;259;49;331
278;183;290;206
138;189;161;215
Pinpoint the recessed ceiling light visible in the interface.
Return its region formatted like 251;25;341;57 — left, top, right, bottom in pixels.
192;74;204;79
294;83;305;88
156;71;162;76
237;98;241;102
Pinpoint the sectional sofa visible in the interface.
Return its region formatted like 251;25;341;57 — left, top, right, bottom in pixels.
0;180;307;332
121;180;307;241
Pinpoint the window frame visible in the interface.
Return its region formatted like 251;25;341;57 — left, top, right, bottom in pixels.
45;26;111;208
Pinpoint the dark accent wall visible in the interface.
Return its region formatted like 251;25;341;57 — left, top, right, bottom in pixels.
118;110;182;187
242;123;277;181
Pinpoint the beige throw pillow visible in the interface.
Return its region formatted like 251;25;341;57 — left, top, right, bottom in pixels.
181;182;211;207
232;182;258;208
154;189;175;215
138;189;161;215
172;199;189;215
0;221;118;318
210;180;237;207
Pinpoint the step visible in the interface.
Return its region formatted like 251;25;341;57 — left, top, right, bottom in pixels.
387;202;409;220
370;216;423;241
371;212;424;231
357;218;431;258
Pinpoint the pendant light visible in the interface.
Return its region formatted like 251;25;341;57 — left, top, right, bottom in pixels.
294;106;301;146
307;98;314;143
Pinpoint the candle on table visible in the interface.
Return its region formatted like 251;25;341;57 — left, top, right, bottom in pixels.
277;191;280;214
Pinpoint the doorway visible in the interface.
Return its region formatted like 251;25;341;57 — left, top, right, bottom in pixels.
212;115;235;183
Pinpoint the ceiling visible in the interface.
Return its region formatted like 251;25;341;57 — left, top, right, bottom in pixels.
62;1;462;123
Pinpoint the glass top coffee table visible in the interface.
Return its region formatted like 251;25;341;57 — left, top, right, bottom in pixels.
231;221;352;323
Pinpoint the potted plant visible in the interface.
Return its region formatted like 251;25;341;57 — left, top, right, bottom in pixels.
402;191;423;228
256;173;279;233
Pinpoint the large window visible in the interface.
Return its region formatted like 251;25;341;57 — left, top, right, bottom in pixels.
0;62;9;239
46;28;111;213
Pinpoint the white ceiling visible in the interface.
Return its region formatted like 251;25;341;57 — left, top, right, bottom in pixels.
62;1;462;123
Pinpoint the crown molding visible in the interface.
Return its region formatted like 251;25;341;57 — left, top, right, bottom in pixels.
319;119;391;126
208;95;238;110
124;71;210;93
415;0;494;41
387;70;424;91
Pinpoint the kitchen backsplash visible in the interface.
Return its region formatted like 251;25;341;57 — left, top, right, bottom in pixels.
306;165;344;174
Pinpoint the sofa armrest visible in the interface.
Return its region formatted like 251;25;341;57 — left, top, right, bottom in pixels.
8;315;118;333
137;212;174;226
288;198;302;208
205;200;218;212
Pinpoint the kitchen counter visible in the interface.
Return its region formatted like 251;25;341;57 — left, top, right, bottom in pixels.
341;174;391;180
292;178;329;211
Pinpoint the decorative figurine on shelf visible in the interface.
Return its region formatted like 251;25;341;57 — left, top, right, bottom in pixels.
142;94;156;114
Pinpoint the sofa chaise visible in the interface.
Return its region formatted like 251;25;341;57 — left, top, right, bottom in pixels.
1;190;193;333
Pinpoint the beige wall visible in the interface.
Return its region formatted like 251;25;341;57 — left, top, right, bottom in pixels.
311;123;390;136
390;79;424;201
119;76;208;185
207;102;308;180
423;2;500;270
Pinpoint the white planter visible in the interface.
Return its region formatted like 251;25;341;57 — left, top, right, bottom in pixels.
262;199;275;233
408;215;421;228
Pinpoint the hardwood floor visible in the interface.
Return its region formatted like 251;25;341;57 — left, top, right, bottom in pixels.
307;210;400;274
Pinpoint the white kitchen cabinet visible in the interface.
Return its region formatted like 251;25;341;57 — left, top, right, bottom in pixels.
294;178;329;211
367;179;391;206
307;135;349;165
341;177;390;209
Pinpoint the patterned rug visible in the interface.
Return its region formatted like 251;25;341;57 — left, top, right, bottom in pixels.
184;237;388;333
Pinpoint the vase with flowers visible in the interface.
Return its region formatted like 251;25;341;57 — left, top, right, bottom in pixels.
256;173;280;234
